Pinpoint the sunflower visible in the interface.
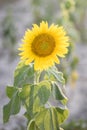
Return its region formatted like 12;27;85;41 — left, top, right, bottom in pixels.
19;21;69;71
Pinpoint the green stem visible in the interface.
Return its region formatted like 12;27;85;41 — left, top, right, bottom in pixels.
27;71;41;118
28;85;34;117
34;71;41;84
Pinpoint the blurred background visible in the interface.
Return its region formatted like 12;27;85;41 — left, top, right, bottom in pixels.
0;0;87;129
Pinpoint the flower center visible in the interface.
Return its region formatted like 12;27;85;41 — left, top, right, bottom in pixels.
31;34;55;57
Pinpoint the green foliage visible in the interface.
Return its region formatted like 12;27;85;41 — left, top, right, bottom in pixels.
14;61;34;87
3;62;69;130
3;87;21;123
52;83;68;105
28;107;68;130
48;66;65;85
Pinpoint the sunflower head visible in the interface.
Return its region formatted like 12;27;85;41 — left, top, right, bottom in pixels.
19;21;69;71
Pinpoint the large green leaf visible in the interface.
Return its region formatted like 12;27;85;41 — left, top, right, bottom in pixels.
35;107;59;130
55;107;69;125
37;81;51;105
34;107;69;130
3;90;21;123
14;61;34;87
32;81;51;114
35;108;59;130
47;67;65;85
52;83;68;105
19;81;51;117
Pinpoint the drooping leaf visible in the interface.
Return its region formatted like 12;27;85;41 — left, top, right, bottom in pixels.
34;107;69;130
3;90;21;123
35;107;60;130
47;67;65;85
55;107;69;125
52;83;68;105
14;61;34;87
19;81;51;117
37;81;51;105
33;81;51;114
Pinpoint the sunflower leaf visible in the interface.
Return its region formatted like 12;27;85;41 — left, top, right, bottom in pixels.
55;107;69;125
34;107;69;130
14;61;34;87
19;81;51;117
34;106;68;130
3;90;21;123
48;67;65;85
37;81;51;105
52;83;68;105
